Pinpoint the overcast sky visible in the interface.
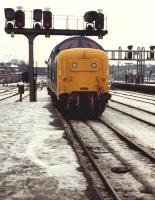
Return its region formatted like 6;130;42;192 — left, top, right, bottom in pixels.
0;0;155;66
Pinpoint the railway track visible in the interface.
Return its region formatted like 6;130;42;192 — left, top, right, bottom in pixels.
0;92;19;101
0;87;29;102
109;90;155;119
105;100;155;155
107;104;155;127
57;115;121;199
68;119;120;200
0;86;48;102
56;108;155;199
0;88;18;96
108;90;155;127
110;90;155;102
110;99;155;115
110;91;155;106
0;89;17;95
98;118;155;162
15;93;29;102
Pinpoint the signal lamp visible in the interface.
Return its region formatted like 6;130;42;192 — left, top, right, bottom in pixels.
150;46;155;51
149;46;155;59
95;13;104;30
15;10;25;28
127;45;133;50
4;8;15;20
150;52;154;59
21;72;29;83
127;51;132;60
33;10;42;29
43;11;52;29
6;22;14;30
4;8;15;30
86;24;94;31
34;23;41;29
33;9;42;21
84;11;98;23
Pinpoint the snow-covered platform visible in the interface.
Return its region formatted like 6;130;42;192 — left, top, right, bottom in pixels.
0;88;89;200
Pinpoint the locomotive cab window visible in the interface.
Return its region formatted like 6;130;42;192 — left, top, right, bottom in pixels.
52;36;104;55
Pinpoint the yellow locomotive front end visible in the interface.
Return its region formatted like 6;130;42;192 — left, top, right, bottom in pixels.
55;48;111;118
47;36;111;118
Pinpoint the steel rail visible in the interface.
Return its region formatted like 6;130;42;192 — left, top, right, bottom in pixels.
108;105;155;127
0;90;9;94
99;119;155;163
110;99;155;116
0;92;19;101
15;94;29;102
111;93;155;106
0;87;29;101
67;120;121;200
110;90;155;102
0;89;18;96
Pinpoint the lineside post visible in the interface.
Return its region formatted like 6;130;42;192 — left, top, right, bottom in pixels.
27;34;36;102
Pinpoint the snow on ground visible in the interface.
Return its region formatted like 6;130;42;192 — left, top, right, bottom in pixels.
1;85;155;199
109;101;155;125
111;95;155;113
0;87;88;200
111;92;155;104
111;90;155;100
0;89;29;102
102;106;155;152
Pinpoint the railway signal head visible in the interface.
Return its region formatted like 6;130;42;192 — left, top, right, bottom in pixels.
33;9;42;29
84;11;98;23
33;9;42;21
84;11;105;30
150;46;155;51
4;8;15;30
149;46;155;59
21;71;29;83
127;52;132;60
127;45;133;50
150;52;154;59
4;8;15;20
43;11;52;29
95;13;104;30
15;10;25;28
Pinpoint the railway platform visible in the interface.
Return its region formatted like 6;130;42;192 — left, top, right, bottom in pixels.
111;82;155;94
0;88;92;200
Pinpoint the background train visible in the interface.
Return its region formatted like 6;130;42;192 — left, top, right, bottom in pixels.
47;36;111;118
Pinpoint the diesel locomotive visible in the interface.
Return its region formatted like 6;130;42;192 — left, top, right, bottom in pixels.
47;36;111;118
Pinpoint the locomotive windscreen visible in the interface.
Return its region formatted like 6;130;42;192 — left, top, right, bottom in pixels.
53;36;104;56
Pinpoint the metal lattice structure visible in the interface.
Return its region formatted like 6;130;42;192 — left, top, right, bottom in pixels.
106;47;155;83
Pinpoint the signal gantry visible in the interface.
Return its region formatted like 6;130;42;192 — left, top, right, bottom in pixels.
4;8;108;102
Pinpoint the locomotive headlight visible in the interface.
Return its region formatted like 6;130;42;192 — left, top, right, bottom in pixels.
72;62;77;68
91;63;97;68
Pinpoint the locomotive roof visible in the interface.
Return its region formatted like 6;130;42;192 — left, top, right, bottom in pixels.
52;36;104;56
